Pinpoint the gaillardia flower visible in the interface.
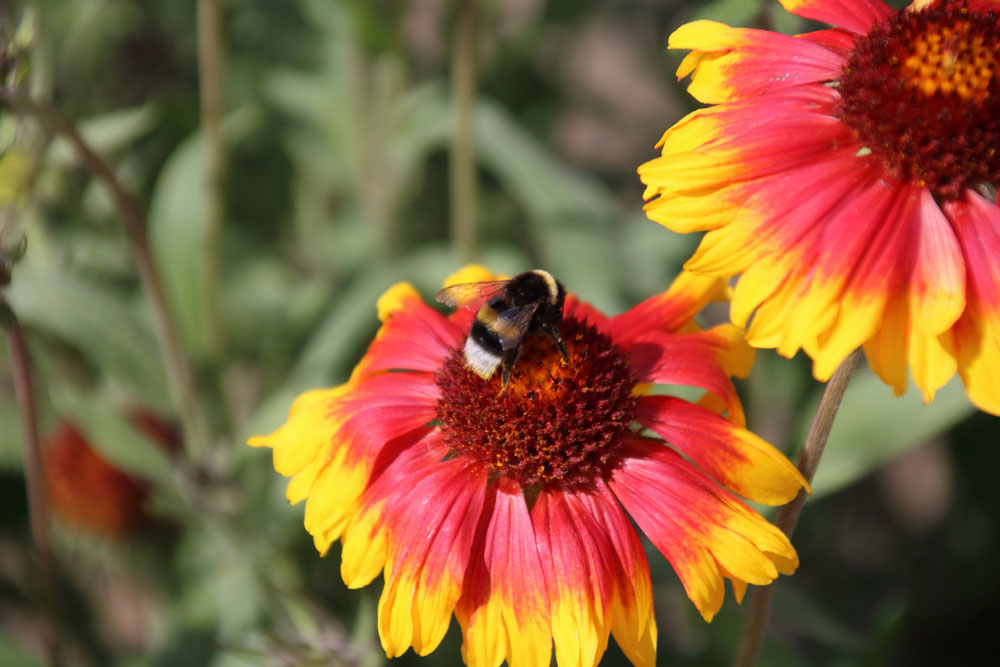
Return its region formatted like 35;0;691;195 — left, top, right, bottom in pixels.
250;267;808;667
638;0;1000;414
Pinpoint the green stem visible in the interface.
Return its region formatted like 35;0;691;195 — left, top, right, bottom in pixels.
449;0;479;264
5;319;62;666
197;0;226;362
1;91;211;460
733;347;863;667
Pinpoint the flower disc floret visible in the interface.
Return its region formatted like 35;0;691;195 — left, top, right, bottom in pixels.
436;318;638;487
836;2;1000;199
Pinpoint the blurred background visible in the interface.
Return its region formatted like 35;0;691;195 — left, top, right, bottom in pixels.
0;0;997;665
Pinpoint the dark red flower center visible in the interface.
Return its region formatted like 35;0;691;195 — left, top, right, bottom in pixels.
835;1;999;200
435;317;638;488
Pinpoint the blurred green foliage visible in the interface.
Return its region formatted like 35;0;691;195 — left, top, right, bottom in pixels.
0;0;997;665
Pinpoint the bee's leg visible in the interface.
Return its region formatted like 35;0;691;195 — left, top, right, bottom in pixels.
500;347;521;390
544;325;569;361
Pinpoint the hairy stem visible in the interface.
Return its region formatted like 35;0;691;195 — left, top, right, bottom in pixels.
449;0;479;264
1;92;210;459
197;0;226;361
733;347;863;667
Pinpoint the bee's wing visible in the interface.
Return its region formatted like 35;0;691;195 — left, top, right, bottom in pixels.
497;302;540;350
434;280;510;311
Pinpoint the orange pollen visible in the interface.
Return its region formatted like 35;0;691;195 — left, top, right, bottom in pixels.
902;19;995;102
435;318;638;488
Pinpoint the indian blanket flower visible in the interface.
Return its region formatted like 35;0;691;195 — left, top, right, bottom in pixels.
638;0;1000;414
250;267;808;667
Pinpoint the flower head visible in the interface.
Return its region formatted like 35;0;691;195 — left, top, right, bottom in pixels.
250;267;808;666
638;0;1000;414
43;413;179;536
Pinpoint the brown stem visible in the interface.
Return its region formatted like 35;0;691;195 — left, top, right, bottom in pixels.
197;0;226;361
1;91;210;459
733;348;863;667
449;0;479;264
5;320;62;666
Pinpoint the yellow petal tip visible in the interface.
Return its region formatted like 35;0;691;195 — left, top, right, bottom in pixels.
377;282;421;322
247;436;270;449
442;264;497;288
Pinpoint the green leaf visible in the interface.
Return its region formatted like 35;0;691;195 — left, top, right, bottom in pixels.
51;387;176;487
806;370;975;498
47;105;159;168
536;219;624;314
6;269;170;408
476;100;616;225
175;526;264;639
619;212;698;299
147;133;208;360
148;108;260;361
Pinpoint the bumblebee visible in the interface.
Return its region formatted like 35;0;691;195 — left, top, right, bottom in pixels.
435;270;569;388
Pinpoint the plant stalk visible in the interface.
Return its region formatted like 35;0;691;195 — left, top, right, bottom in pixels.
733;347;863;667
1;91;211;460
197;0;226;361
5;320;62;666
449;0;479;264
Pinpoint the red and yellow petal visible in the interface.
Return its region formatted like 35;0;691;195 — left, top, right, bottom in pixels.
532;483;657;667
624;328;749;426
355;282;463;378
378;457;490;658
640;89;855;243
250;369;439;554
635;395;808;505
670;20;844;104
800;182;924;380
580;481;658;667
456;478;552;667
608;271;730;344
643;85;849;193
305;371;439;551
683;149;935;382
532;486;612;667
248;386;347;481
909;191;967;338
564;294;611;333
610;437;797;622
248;386;358;552
796;28;860;56
861;190;966;401
340;428;447;588
779;0;893;35
947;192;1000;414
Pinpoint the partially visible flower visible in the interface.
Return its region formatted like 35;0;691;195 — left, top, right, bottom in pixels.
250;267;808;667
639;0;1000;414
43;412;179;537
